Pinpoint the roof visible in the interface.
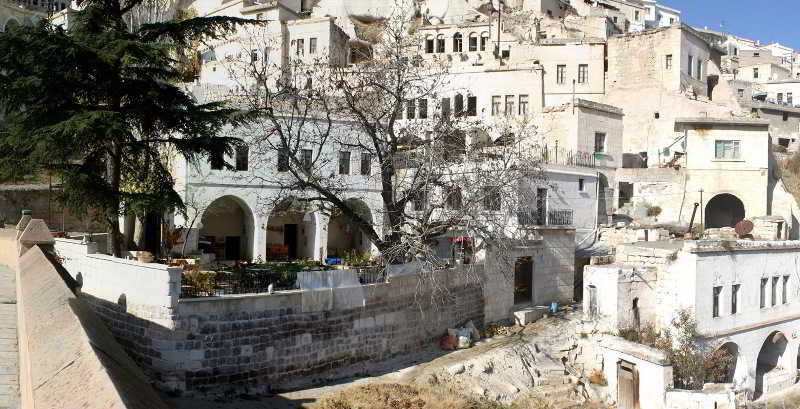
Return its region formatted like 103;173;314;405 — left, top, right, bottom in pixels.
574;98;624;115
674;117;770;127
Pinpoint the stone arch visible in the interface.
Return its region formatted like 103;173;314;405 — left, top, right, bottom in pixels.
708;342;744;385
755;331;789;398
265;197;319;260
199;195;255;261
326;198;374;260
3;18;20;31
705;193;745;228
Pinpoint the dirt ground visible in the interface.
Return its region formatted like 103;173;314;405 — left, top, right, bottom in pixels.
164;311;583;409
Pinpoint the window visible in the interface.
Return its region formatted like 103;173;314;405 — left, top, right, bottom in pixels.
301;149;312;171
687;55;693;77
468;33;478;52
712;286;722;318
789;93;794;105
445;186;462;210
753;67;759;79
251;49;258;62
441;97;451;119
669;17;675;24
452;32;463;53
505;95;515;116
578;64;588;84
492;96;501;116
772;277;779;307
436;34;445;53
761;278;768;308
454;94;464;117
714;140;740;159
556;64;566;84
778;93;784;103
483;187;501;211
578;178;585;192
425;36;434;53
467;96;477;117
338;151;351;175
784;112;789;122
594;132;606;153
296;39;304;56
277;149;289;172
696;59;703;80
480;32;489;51
665;54;672;70
412;190;428;211
783;275;790;304
519;95;529;116
360;153;371;176
753;52;760;57
612;16;617;23
309;37;317;54
209;148;224;170
737;89;744;98
235;145;248;171
731;284;740;314
406;99;416;119
418;98;428;119
635;10;640;20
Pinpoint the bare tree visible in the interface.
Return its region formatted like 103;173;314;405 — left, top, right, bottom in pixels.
208;0;548;289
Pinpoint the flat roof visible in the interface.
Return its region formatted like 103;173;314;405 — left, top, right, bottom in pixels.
674;117;770;127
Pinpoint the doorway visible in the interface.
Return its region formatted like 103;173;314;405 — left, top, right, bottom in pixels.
285;224;298;259
514;256;533;304
224;236;241;261
144;212;161;255
617;360;638;409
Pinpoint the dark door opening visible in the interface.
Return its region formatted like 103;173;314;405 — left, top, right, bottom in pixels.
144;212;161;255
284;224;298;259
618;182;633;209
705;193;745;228
225;236;241;261
514;256;533;304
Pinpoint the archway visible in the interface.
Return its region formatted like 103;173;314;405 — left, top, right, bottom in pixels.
706;342;742;384
705;193;745;228
3;19;20;32
199;196;254;261
326;199;374;261
266;197;318;261
755;331;789;398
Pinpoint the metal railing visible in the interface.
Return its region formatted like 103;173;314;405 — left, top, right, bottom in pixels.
517;208;574;227
180;265;386;298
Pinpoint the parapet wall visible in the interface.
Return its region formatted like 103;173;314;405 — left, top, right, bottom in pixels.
4;223;169;409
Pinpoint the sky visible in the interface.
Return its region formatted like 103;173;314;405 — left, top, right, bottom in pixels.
664;0;800;50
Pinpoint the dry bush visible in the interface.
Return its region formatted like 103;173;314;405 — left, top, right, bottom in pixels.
587;369;607;386
510;394;554;409
310;383;507;409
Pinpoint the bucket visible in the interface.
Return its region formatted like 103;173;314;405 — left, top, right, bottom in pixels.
550;302;559;313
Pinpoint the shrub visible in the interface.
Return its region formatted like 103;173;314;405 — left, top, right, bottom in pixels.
647;206;662;217
588;369;607;386
787;151;800;174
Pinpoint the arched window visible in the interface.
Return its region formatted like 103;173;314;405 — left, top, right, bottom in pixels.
480;32;489;51
425;35;434;54
436;34;445;53
468;32;478;52
454;94;464;117
453;32;463;53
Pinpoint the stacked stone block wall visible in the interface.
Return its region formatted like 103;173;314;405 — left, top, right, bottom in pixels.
83;270;485;395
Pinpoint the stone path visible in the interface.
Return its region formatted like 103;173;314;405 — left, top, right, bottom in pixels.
0;265;19;409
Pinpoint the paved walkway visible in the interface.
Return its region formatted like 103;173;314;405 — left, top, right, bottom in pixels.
0;265;19;409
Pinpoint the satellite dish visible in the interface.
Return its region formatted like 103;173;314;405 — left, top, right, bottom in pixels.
735;220;754;237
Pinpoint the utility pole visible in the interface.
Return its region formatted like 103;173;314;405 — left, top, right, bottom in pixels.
495;0;502;64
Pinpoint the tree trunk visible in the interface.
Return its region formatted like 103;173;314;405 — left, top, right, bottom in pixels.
108;142;123;257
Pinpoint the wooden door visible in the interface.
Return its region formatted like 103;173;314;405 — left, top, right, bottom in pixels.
617;360;638;409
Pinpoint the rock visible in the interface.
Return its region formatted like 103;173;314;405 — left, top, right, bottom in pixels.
447;363;466;375
465;320;481;341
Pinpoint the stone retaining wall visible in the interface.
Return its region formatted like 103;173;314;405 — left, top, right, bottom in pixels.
84;269;484;394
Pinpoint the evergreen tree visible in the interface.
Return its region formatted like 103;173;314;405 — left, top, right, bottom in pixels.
0;0;256;256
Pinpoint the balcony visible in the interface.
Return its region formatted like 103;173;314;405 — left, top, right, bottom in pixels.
517;208;574;227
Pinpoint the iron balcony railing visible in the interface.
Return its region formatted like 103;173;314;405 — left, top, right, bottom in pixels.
517;208;574;227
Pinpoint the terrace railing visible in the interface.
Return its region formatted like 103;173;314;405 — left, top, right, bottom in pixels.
517;208;574;227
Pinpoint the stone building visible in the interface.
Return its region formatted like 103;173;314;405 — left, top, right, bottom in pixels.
584;238;800;400
0;0;48;30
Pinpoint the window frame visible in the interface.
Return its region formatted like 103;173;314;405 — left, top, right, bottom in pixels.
714;140;741;160
594;132;606;153
436;34;445;53
783;275;790;304
491;95;501;116
772;276;779;307
731;284;740;314
556;64;566;85
712;286;722;318
468;32;478;52
519;94;529;116
418;98;428;119
577;64;588;84
504;95;515;117
338;150;351;175
277;148;290;172
452;32;463;53
235;145;249;171
360;152;371;176
309;37;317;54
301;148;313;172
483;186;502;212
665;54;672;70
760;278;768;308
